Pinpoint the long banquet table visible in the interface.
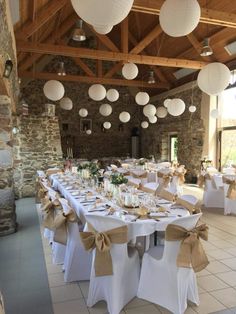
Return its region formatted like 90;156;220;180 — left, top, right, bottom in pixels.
50;173;189;240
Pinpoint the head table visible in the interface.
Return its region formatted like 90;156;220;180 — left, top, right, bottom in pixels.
50;173;189;240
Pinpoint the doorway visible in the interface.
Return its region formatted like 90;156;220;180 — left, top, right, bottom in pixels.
219;128;236;168
169;134;178;162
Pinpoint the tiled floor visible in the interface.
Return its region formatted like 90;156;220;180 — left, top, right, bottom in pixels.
2;186;236;313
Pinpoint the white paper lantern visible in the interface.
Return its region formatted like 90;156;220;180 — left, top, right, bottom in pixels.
210;109;220;119
143;104;156;117
167;99;186;116
59;97;73;110
88;84;106;101
197;63;231;96
135;92;150;106
189;105;196;113
159;0;200;37
122;63;138;80
103;121;111;129
43;80;65;101
86;129;92;135
141;121;149;129
79;108;88;117
99;104;112;116
93;25;113;34
156;106;168;118
119;111;130;123
71;0;133;27
149;116;157;124
106;89;119;102
164;99;171;108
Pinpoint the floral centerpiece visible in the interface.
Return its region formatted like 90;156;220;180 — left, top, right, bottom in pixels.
138;158;147;166
200;157;212;171
78;162;100;178
110;173;128;185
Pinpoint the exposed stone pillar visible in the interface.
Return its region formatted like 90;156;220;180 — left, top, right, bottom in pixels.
0;95;16;236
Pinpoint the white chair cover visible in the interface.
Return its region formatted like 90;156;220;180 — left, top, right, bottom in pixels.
60;198;92;282
203;179;224;208
85;215;140;314
223;175;236;215
179;194;198;206
137;213;202;314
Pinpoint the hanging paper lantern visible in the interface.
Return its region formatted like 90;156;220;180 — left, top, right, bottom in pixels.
119;111;130;123
210;109;220;119
88;84;106;101
189;105;196;113
143;104;156;117
135;92;150;106
149;116;157;124
86;129;92;135
99;104;112;116
59;97;73;110
106;89;119;102
167;99;186;116
156;106;168;118
79;108;88;117
43;80;65;101
164;99;171;108
141;121;149;129
122;63;138;80
93;25;113;34
71;0;134;28
197;62;231;96
103;121;111;129
159;0;201;37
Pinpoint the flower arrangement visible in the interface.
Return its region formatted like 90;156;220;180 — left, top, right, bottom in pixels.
200;157;212;171
110;173;128;185
138;158;147;166
78;162;99;177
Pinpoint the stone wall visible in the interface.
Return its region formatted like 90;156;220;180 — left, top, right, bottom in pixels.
13;116;63;198
141;86;204;181
0;0;19;235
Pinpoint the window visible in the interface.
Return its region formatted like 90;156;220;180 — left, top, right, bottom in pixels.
169;134;178;162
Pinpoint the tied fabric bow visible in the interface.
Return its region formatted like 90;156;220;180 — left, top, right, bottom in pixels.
175;198;201;215
80;224;128;277
156;188;177;202
173;171;186;185
157;172;173;188
131;171;147;179
223;177;236;200
165;223;209;272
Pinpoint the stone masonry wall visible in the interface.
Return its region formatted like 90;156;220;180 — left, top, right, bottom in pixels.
141;86;204;182
13;116;63;198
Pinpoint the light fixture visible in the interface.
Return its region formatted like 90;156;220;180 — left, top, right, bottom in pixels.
147;71;155;84
3;57;13;78
57;62;66;76
200;38;213;57
12;127;19;134
72;19;86;42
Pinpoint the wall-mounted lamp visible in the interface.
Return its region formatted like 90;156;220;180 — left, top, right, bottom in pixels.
12;127;19;134
3;57;13;78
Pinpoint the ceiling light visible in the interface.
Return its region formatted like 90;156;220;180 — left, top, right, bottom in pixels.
57;62;66;76
200;38;213;57
72;19;86;42
147;71;156;84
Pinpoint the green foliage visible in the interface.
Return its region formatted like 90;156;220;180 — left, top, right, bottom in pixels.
77;162;99;176
110;173;128;185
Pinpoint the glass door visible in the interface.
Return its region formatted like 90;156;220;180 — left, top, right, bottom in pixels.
169;134;178;162
219;128;236;168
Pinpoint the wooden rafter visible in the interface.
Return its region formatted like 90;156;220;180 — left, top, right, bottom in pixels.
132;0;236;29
97;41;103;77
17;41;209;69
104;61;123;78
130;25;162;54
121;17;129;53
75;58;95;77
15;0;67;40
19;71;170;89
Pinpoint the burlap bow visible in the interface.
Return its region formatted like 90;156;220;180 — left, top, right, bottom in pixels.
80;224;128;276
36;180;48;202
223;177;236;200
53;208;79;245
173;171;186;185
131;171;147;179
157;172;172;188
198;173;217;189
165;223;209;272
41;199;61;230
175;198;201;214
156;188;177;202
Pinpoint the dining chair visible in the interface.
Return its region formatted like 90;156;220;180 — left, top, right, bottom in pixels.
223;175;236;215
137;213;202;314
203;177;224;208
84;214;140;314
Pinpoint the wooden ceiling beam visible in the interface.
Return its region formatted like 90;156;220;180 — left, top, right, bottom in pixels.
75;58;95;77
132;0;236;29
130;25;162;54
15;0;67;39
17;41;208;69
19;71;170;89
104;61;123;78
18;14;77;72
121;17;129;53
86;24;120;52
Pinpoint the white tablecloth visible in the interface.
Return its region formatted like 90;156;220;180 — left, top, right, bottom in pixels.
50;175;189;240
